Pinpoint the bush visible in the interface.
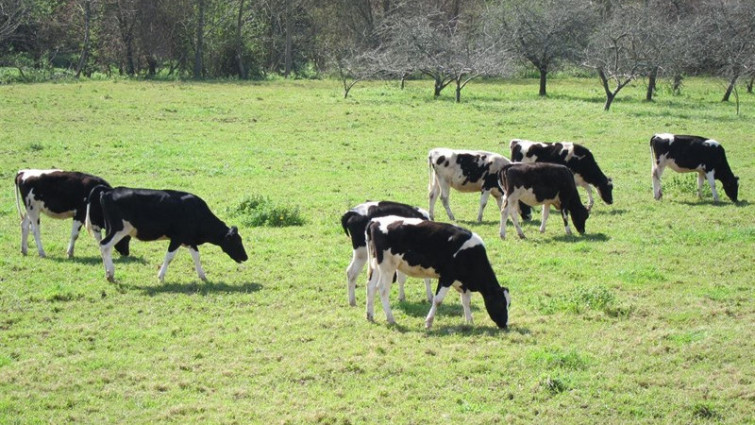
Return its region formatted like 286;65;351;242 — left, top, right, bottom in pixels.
228;195;305;227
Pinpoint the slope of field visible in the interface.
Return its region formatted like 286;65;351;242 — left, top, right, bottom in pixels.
0;78;753;424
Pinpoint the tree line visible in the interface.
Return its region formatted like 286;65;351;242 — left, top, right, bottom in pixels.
1;0;753;109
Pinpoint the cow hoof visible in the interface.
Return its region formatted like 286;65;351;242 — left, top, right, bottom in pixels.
517;234;526;240
366;314;374;322
424;321;434;329
349;300;356;307
106;275;115;283
39;253;46;258
21;250;27;256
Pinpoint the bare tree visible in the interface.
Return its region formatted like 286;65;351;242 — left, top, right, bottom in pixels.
499;0;595;96
695;0;755;102
0;0;28;45
383;4;506;101
582;3;650;111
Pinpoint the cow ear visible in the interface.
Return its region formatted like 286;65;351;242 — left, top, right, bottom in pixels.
228;226;238;236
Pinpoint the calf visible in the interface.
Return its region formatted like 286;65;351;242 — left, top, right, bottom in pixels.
498;163;589;239
87;186;248;282
428;148;531;222
510;139;613;210
341;201;433;306
650;133;739;203
14;169;130;258
365;216;510;329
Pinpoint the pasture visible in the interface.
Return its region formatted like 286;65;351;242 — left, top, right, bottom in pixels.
0;77;753;424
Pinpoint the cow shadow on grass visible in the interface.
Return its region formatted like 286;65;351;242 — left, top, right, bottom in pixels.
675;200;749;208
590;208;629;216
128;280;263;296
427;323;532;338
49;255;148;266
552;232;609;243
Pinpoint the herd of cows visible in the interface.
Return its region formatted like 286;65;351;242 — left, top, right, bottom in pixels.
14;133;740;330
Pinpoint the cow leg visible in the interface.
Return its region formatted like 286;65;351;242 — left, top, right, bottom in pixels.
477;190;491;222
460;290;473;325
99;223;133;282
20;213;31;256
428;173;440;221
423;278;434;303
652;162;664;200
157;240;181;283
188;245;207;281
397;271;408;302
346;246;367;306
583;184;595;211
365;263;380;322
439;179;455;221
377;269;396;325
66;220;83;258
540;206;549;233
425;284;451;329
562;209;573;236
29;213;46;258
499;196;514;239
705;171;720;202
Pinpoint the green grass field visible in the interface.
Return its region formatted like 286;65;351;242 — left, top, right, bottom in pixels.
0;77;753;424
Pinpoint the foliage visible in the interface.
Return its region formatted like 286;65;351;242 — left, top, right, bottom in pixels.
227;195;305;227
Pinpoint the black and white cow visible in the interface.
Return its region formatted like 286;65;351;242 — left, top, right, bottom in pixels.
428;148;531;222
498;163;589;239
341;201;433;306
510;139;613;210
650;133;739;203
14;169;130;258
87;186;248;282
365;216;510;329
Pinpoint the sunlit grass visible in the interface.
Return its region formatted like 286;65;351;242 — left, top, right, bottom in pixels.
0;77;753;424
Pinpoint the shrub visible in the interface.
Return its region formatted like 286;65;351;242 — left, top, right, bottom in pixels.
228;195;305;227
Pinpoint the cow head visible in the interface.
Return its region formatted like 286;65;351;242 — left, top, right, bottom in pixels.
482;287;510;329
220;226;248;263
599;178;614;205
723;177;739;203
570;203;589;235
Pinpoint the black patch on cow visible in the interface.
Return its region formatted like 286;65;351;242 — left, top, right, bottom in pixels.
436;155;446;166
341;201;428;250
456;154;489;185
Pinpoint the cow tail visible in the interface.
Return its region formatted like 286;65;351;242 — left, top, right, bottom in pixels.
85;185;110;235
13;173;23;220
365;222;376;282
341;211;354;237
427;155;437;195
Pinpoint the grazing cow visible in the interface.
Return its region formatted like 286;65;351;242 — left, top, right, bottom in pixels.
498;163;589;239
365;216;510;329
341;201;433;306
14;169;130;258
427;148;531;222
650;133;739;203
87;186;248;282
510;139;613;210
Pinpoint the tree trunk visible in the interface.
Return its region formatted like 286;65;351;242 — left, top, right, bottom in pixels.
672;74;683;95
284;0;292;78
603;92;616;111
722;73;739;102
747;75;753;94
236;0;247;79
538;67;547;97
434;77;443;97
125;37;135;75
75;0;91;78
646;66;658;102
400;72;407;90
455;81;461;103
194;0;205;79
146;55;157;76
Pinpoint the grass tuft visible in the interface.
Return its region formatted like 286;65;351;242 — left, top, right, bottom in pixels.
227;195;305;227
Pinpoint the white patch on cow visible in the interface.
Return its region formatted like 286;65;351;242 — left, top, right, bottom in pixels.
374;216;424;234
704;139;720;147
504;288;511;308
665;157;704;173
395;252;440;279
514;186;560;208
18;169;62;182
352;201;379;216
654;133;675;144
453;233;483;258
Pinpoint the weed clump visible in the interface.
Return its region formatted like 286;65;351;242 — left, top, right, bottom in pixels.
228;195;305;227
